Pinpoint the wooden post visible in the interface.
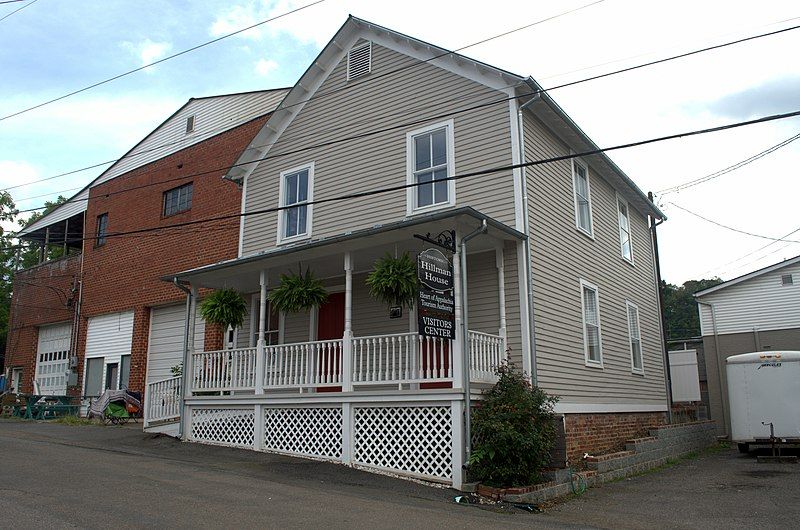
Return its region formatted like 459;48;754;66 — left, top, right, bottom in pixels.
342;253;353;392
255;270;268;395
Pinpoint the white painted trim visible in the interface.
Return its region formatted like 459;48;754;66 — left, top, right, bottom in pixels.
508;99;525;232
405;119;456;216
554;402;668;414
515;242;532;375
572;157;594;239
626;300;645;375
579;278;603;368
616;192;635;266
276;162;315;245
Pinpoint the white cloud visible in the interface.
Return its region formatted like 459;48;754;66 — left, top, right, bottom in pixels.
254;58;279;76
121;38;173;70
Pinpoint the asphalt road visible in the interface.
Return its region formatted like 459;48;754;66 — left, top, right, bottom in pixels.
1;419;798;529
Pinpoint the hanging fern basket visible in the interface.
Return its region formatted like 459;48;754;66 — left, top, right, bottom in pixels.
366;252;418;315
199;289;248;331
269;268;329;313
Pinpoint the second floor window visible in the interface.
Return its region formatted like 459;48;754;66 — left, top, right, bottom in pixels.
618;196;633;263
279;164;313;241
407;120;455;214
96;213;108;246
627;301;643;373
573;161;593;236
163;183;193;216
581;279;602;367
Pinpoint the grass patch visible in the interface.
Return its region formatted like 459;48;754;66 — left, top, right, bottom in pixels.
609;442;729;483
51;415;101;426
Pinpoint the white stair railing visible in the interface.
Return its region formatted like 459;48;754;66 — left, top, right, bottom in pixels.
190;347;257;393
263;339;343;389
468;330;506;383
352;332;452;385
145;376;181;425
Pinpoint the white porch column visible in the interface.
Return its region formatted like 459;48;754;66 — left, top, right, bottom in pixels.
255;269;268;395
342;253;354;392
496;245;507;348
452;234;464;391
182;285;199;441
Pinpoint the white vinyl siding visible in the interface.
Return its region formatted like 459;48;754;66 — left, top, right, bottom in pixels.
85;311;135;392
573;159;593;236
406;120;455;214
277;163;314;243
580;280;603;367
617;194;633;263
147;304;206;385
627;301;643;373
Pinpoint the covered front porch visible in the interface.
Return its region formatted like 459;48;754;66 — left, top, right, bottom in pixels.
147;208;525;487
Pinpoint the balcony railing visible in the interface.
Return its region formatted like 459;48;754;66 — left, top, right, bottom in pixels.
144;376;181;426
187;330;505;395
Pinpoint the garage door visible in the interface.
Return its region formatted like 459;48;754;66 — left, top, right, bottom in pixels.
36;322;72;395
85;311;134;392
147;304;205;385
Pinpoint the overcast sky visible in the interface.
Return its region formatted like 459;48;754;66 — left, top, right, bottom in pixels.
1;0;798;285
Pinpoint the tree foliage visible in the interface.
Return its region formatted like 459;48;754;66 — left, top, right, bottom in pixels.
662;278;723;339
469;363;558;487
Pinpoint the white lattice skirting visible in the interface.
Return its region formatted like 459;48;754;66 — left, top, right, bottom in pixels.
353;405;453;481
190;408;255;448
263;407;343;460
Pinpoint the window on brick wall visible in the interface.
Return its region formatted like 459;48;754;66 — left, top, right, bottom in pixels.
163;183;193;216
96;213;108;246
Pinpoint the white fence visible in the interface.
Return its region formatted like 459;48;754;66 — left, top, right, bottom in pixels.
191;347;257;392
352;332;452;385
145;376;181;425
263;339;343;389
468;331;506;383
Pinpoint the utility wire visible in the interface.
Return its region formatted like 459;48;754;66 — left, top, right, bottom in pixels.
667;202;800;243
14;18;800;216
1;0;607;193
0;0;326;122
9;107;800;246
0;0;35;22
693;225;800;279
656;131;800;195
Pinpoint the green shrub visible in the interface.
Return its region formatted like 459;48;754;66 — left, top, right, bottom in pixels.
469;362;558;487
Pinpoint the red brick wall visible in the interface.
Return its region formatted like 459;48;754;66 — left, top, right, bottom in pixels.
564;411;667;466
5;254;81;393
76;114;271;394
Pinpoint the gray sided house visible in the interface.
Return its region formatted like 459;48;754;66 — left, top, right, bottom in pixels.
164;17;669;485
695;255;800;436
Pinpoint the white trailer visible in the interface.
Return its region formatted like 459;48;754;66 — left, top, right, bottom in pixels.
726;351;800;453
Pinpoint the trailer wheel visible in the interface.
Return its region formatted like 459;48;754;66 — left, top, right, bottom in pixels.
737;443;749;454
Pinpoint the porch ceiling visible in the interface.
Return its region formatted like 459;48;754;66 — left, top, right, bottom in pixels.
166;207;524;291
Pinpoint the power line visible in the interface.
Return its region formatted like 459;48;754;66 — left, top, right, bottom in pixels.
668;202;800;243
694;225;800;279
0;0;327;122
656;131;800;195
0;0;35;22
13;107;800;247
2;1;607;193
15;16;800;217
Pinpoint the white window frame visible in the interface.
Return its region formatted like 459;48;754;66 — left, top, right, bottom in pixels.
406;119;456;216
276;162;314;245
572;158;594;238
616;193;634;265
626;300;644;375
579;278;603;368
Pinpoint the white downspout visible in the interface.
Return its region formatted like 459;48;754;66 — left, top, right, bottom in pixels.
173;278;193;440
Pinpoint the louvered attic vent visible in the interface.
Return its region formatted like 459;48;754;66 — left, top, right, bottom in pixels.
347;41;372;81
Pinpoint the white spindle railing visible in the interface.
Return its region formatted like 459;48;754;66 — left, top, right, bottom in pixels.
145;376;181;425
468;331;506;383
190;347;257;393
263;339;343;389
352;332;452;385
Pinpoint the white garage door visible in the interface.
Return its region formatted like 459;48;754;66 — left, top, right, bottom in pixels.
147;304;205;385
36;322;72;395
85;311;134;392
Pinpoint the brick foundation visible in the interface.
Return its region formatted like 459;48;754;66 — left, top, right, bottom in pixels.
563;411;667;466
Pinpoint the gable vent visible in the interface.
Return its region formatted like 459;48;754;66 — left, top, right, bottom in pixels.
186;115;195;134
782;274;794;286
347;41;372;81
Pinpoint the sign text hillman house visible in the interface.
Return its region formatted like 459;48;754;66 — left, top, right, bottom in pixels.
417;248;455;339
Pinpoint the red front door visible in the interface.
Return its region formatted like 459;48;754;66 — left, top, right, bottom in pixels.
316;292;345;392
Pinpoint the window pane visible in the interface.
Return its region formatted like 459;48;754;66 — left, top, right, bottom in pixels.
621;238;632;260
415;134;431;171
583;287;597;324
297;204;307;234
286;173;298;205
285;207;299;237
632;341;642;369
586;325;600;361
578;202;590;230
297;170;308;202
417;171;433;207
433;168;448;204
431;129;447;166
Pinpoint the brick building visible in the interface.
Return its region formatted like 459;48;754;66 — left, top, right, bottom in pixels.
7;89;288;399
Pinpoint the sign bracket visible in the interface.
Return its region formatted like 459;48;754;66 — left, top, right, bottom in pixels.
413;230;455;254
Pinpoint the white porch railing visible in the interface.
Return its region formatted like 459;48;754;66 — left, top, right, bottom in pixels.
468;330;506;383
187;331;505;394
352;332;452;385
145;376;181;425
191;347;257;392
264;339;343;389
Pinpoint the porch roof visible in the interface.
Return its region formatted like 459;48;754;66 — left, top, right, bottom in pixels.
166;207;524;291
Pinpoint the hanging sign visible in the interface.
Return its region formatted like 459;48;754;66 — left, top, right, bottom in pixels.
417;248;455;339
